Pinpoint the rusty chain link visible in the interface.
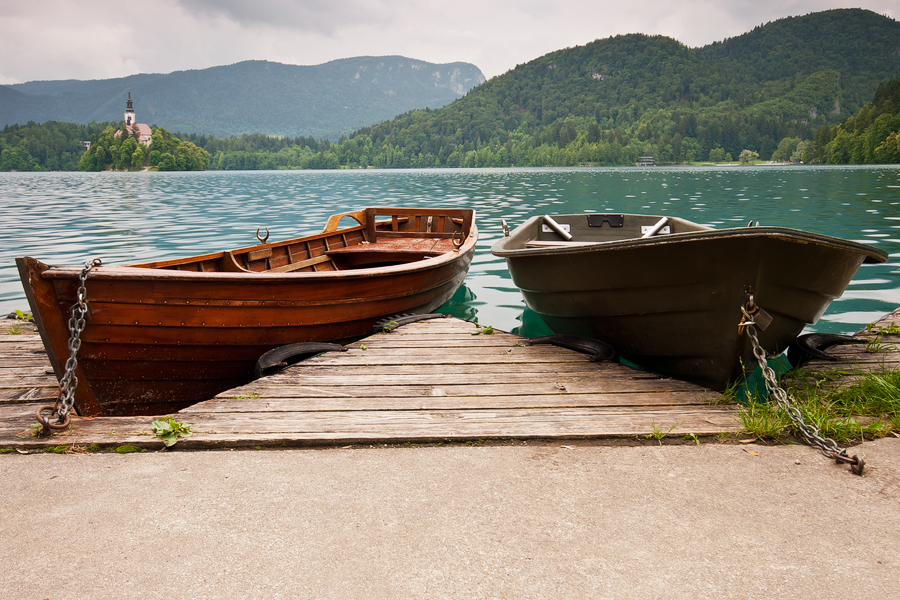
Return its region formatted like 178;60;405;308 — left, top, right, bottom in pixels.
35;258;101;436
741;297;864;475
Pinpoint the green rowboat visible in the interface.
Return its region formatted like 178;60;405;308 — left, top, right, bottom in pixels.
491;213;888;391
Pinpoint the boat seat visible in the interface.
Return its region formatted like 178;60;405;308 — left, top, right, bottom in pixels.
326;238;452;268
265;254;334;273
525;241;602;248
327;238;454;255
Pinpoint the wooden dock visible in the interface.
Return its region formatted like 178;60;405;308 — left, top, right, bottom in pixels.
1;316;742;450
791;307;900;387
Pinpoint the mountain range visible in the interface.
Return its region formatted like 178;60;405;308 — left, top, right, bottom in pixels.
330;8;900;167
0;57;485;139
3;8;899;170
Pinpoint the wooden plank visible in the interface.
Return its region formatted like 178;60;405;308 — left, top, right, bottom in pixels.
306;354;595;366
222;372;699;390
263;362;639;375
221;376;705;395
191;391;719;412
0;378;58;391
0;356;54;367
0;366;57;378
0;388;57;402
0;405;739;449
267;254;333;273
338;345;587;356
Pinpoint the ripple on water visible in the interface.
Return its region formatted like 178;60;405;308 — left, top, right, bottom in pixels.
2;166;899;337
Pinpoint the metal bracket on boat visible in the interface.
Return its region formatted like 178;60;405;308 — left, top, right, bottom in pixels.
501;220;510;237
641;217;669;239
256;227;270;244
738;297;772;334
543;215;573;241
740;297;865;476
452;231;463;251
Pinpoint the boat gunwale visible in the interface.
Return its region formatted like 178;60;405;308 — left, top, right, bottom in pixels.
33;225;479;282
491;219;888;264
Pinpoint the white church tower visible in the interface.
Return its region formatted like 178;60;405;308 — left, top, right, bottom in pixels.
118;90;152;146
124;90;135;127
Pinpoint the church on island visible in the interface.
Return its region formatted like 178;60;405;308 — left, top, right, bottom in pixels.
117;91;152;146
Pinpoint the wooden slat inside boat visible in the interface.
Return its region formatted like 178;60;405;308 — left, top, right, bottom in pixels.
17;207;477;417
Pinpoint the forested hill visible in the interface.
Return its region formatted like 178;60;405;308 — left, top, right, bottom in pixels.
335;8;900;167
0;57;485;140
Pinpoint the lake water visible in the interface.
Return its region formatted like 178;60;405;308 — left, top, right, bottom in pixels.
2;166;899;339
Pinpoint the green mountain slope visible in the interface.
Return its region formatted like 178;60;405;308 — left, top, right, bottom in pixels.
0;57;485;139
335;8;899;166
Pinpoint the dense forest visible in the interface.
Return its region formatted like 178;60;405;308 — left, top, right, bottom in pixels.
0;121;111;171
819;78;900;164
1;9;899;172
317;9;900;168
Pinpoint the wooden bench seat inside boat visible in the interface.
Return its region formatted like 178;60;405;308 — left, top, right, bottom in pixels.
326;238;456;268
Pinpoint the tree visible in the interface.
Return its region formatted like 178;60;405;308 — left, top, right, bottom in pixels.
708;147;726;163
791;140;811;163
771;137;800;162
875;131;900;163
738;149;759;164
131;144;146;168
118;138;138;169
174;141;210;170
0;144;39;171
156;152;177;171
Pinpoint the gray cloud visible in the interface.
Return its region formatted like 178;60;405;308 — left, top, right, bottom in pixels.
0;0;895;85
177;0;390;34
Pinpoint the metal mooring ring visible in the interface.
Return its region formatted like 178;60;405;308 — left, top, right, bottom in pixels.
36;405;71;431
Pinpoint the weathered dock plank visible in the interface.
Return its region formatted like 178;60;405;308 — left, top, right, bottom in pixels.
0;316;740;449
1;401;738;449
793;308;900;386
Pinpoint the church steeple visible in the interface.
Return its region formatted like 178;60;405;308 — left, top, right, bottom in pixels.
124;89;135;127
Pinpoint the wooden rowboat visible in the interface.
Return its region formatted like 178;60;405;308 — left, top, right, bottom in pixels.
491;213;887;391
17;207;477;416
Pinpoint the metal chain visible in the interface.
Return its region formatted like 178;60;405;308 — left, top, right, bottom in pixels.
36;259;101;434
741;302;864;475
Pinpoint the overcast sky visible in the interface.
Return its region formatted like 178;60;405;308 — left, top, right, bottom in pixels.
1;1;896;85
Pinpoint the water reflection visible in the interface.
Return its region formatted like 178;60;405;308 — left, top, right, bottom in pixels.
1;166;899;337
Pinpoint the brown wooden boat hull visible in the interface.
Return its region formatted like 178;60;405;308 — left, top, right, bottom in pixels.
18;208;477;416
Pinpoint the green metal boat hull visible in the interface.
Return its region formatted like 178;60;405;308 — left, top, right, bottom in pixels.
492;214;889;391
